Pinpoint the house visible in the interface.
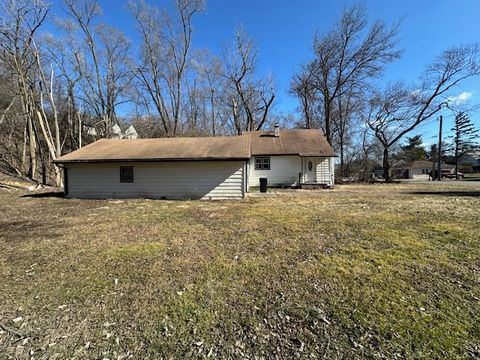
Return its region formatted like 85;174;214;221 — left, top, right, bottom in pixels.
54;127;336;200
83;123;139;139
395;160;455;179
123;125;139;139
83;124;97;137
111;124;123;138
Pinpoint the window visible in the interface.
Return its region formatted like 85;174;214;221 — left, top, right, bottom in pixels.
255;157;270;170
120;166;134;183
422;169;425;174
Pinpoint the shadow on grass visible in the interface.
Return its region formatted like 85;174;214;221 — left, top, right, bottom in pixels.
410;191;480;197
21;191;65;198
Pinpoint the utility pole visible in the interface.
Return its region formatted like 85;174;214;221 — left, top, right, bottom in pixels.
437;115;443;181
431;146;436;181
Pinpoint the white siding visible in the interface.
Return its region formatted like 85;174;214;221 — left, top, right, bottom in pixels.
412;168;431;176
66;161;245;200
248;155;301;188
316;157;331;184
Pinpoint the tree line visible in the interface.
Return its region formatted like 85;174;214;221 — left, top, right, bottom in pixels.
0;1;479;186
292;5;480;182
0;0;279;186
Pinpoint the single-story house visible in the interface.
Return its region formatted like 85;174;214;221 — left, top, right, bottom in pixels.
54;127;336;200
394;160;455;180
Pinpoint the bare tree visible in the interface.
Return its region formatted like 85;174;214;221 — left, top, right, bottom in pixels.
43;30;83;149
32;39;64;186
294;4;401;144
291;68;319;129
331;81;363;178
62;0;132;137
0;0;49;179
0;70;24;176
224;27;275;135
130;0;205;137
366;44;480;182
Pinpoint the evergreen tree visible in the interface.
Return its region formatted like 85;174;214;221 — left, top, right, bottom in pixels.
400;135;427;163
448;112;479;179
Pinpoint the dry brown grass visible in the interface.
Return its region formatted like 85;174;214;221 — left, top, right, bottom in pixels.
1;182;479;359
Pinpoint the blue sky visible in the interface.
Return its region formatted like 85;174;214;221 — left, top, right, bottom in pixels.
49;0;480;144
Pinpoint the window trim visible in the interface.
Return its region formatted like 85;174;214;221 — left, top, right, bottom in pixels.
120;166;134;183
254;156;270;170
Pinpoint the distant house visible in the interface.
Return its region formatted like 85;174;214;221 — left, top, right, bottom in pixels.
83;123;139;139
395;160;455;179
83;124;97;137
111;124;123;138
123;125;139;139
54;127;336;200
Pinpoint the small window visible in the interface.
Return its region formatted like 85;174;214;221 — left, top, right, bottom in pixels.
422;169;425;174
255;157;270;170
120;166;134;183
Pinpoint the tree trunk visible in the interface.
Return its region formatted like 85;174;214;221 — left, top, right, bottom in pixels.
232;99;241;135
78;113;82;148
340;137;344;178
431;154;436;181
383;147;391;183
21;123;27;175
27;115;37;180
324;101;331;144
455;140;459;180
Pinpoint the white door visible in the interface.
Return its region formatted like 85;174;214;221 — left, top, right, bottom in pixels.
304;158;316;183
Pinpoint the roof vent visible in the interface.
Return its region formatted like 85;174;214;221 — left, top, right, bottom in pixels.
274;123;280;137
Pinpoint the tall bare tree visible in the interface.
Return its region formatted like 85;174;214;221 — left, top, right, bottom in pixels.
187;50;231;136
291;68;319;129
43;30;83;149
130;0;205;137
224;27;275;135
32;39;64;186
366;44;480;182
0;0;49;179
293;4;401;144
62;0;132;137
331;81;363;177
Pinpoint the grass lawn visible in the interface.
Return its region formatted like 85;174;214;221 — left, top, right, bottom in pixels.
1;183;479;359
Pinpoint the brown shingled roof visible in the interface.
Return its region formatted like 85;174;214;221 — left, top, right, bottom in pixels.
249;129;336;157
54;129;335;163
55;135;251;163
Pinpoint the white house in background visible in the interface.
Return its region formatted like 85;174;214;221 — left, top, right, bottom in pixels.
111;124;123;138
54;126;336;200
396;160;455;180
84;123;139;139
123;125;139;139
83;124;97;137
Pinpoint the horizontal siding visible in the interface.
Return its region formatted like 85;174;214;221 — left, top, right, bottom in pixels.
67;161;244;200
248;155;301;187
316;157;330;184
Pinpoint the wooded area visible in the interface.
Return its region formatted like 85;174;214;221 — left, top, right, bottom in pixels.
0;0;479;186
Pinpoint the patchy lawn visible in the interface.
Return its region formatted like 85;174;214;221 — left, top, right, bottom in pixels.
0;183;479;359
